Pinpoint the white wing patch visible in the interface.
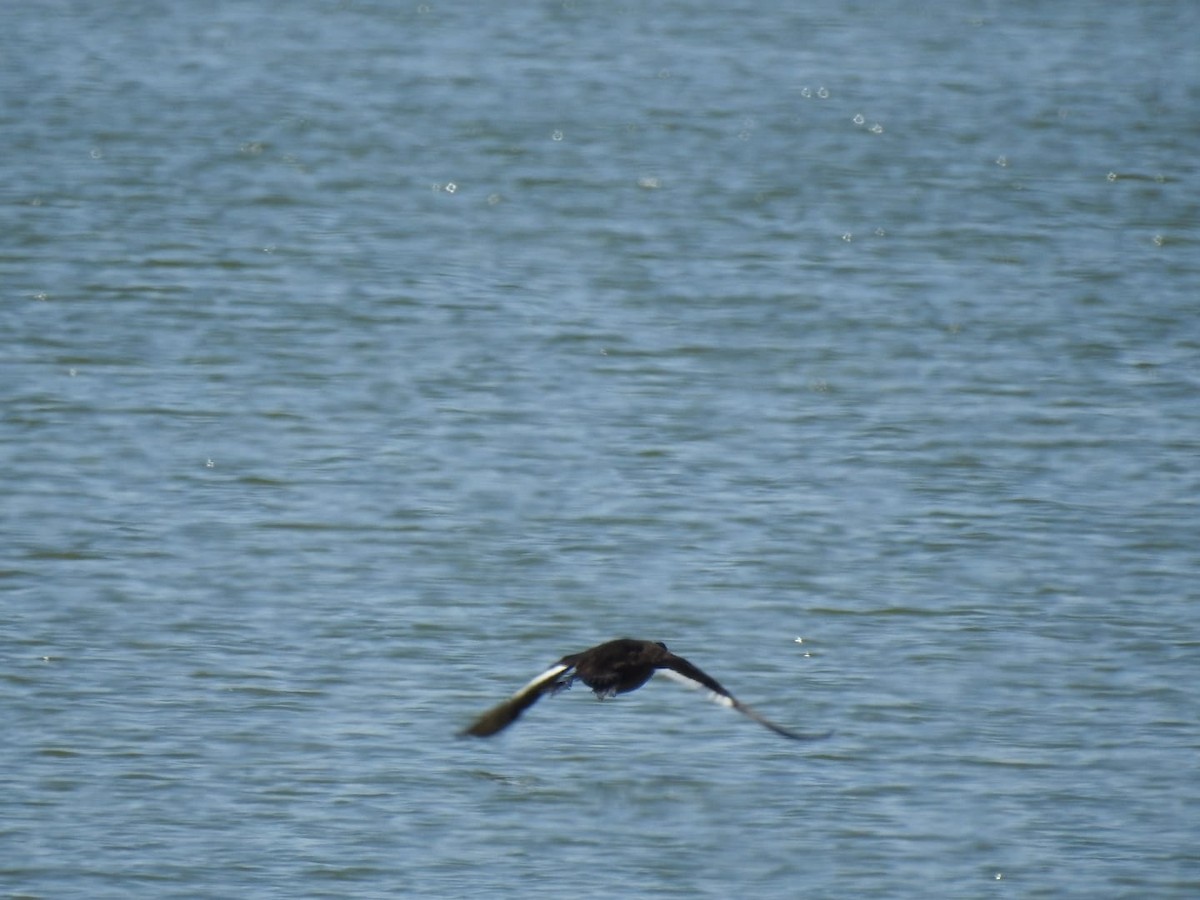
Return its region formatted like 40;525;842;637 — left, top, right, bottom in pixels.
658;668;735;708
514;663;571;699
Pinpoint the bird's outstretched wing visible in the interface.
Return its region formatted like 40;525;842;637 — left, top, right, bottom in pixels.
658;658;831;742
461;663;573;737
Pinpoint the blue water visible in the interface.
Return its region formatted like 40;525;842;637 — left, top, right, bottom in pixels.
3;2;1199;897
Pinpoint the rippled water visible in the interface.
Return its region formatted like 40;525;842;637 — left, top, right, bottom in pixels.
3;2;1199;897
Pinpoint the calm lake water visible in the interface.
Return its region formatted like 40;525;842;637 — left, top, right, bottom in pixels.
3;1;1199;897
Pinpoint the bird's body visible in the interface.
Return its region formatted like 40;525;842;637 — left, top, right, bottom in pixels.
562;637;668;697
461;637;829;741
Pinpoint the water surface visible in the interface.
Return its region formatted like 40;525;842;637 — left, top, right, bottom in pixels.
3;2;1198;897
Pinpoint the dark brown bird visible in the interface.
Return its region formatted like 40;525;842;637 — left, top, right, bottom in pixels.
461;638;829;740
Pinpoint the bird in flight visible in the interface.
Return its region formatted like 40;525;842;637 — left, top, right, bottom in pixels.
461;637;829;741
